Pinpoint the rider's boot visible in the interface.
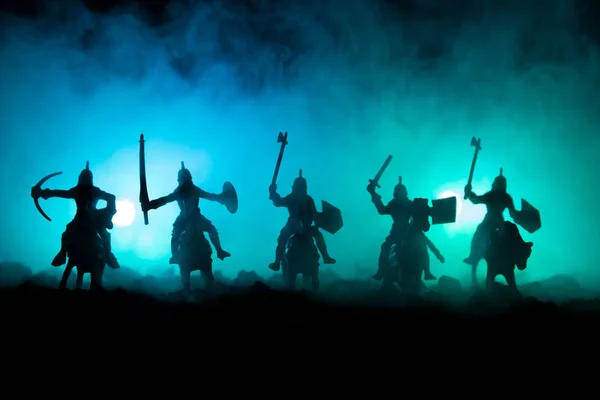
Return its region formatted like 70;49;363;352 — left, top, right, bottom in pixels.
423;270;436;280
463;244;482;266
51;232;68;267
314;230;336;264
208;232;231;261
269;241;285;271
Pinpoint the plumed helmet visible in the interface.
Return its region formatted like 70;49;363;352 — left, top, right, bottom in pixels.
492;168;507;191
393;176;408;198
292;169;307;194
177;161;193;184
78;161;93;185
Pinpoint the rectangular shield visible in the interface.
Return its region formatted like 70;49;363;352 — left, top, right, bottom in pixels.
430;196;457;225
315;200;344;234
514;199;541;234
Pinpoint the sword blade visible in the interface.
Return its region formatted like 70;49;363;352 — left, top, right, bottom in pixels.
370;155;392;188
139;134;149;225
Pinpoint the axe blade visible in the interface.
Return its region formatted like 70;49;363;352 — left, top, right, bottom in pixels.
277;132;288;145
470;136;482;151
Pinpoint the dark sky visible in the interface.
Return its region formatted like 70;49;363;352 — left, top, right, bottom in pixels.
1;0;599;285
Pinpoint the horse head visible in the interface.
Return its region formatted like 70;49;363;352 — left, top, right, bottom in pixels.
409;198;431;234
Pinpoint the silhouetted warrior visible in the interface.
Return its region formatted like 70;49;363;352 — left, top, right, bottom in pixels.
31;162;120;269
463;169;518;267
367;177;436;281
268;170;335;271
142;163;231;263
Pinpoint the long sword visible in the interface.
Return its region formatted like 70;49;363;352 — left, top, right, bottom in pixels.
139;134;149;225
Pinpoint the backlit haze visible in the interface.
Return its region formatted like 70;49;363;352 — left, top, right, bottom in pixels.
1;0;599;286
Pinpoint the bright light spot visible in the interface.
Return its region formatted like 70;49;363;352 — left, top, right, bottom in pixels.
438;190;462;215
435;183;487;235
113;199;136;227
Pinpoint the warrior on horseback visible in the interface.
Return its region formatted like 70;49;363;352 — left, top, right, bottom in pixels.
463;168;519;269
368;176;437;281
142;162;232;263
269;169;336;271
30;161;120;269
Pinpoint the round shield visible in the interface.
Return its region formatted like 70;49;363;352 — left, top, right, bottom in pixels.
222;181;238;214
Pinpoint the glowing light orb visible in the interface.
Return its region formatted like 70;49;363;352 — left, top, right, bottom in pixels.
113;199;136;227
438;190;462;216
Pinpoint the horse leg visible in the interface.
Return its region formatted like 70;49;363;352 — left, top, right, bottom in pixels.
180;268;191;292
89;269;102;291
202;264;215;290
504;269;522;298
287;271;297;290
59;261;74;290
471;260;480;289
302;272;311;290
312;266;320;291
75;268;84;289
485;266;496;294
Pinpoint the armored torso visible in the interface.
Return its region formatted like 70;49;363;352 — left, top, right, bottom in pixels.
387;198;412;237
72;184;100;213
175;183;201;216
482;191;513;226
286;193;316;229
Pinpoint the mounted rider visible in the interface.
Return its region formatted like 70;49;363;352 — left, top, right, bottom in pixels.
268;169;336;271
368;176;437;281
30;162;120;269
463;168;519;268
141;162;231;263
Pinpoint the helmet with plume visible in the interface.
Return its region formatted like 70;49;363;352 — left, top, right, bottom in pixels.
78;161;93;185
393;176;408;199
177;161;193;184
292;169;307;194
492;168;507;192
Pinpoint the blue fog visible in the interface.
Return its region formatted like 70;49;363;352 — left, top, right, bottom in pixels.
0;0;599;286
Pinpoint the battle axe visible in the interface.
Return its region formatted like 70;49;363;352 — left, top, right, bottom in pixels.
465;137;482;199
271;132;288;186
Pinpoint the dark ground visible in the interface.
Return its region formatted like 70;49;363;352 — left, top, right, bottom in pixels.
3;262;600;341
3;274;600;326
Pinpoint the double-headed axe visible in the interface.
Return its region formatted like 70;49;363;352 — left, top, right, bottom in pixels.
272;132;288;186
465;137;482;200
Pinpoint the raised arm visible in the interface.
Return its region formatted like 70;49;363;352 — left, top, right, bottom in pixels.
371;192;390;215
269;184;291;208
464;185;488;205
366;184;389;215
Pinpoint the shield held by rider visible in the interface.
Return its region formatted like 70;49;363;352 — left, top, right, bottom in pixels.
430;196;457;225
513;199;541;234
314;200;344;234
